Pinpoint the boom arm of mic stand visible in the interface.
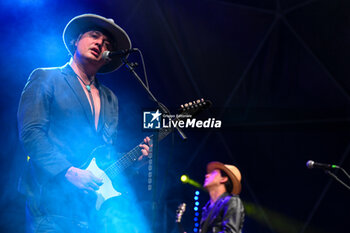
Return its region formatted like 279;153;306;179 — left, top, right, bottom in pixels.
325;170;350;191
122;58;187;140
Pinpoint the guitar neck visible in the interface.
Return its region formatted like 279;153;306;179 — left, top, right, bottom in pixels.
104;127;173;180
176;203;187;233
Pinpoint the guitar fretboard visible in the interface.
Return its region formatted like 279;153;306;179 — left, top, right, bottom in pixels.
104;127;173;180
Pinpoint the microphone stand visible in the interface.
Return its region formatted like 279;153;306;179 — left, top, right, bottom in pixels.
121;56;187;233
307;160;350;192
122;57;187;140
325;170;350;191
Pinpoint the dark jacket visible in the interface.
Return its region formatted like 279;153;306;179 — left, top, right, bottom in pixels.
17;63;119;202
200;192;245;233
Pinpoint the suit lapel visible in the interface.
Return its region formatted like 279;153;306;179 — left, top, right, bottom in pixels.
60;64;95;127
96;80;105;132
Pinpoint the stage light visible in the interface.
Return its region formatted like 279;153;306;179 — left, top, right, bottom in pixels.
180;175;202;188
181;175;188;182
2;0;45;7
193;190;200;231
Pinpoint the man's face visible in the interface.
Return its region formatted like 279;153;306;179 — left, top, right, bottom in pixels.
74;30;113;66
203;169;227;188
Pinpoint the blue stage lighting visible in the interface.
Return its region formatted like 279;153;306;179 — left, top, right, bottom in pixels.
195;212;199;216
194;217;198;222
194;227;198;232
195;190;200;195
3;0;45;7
195;201;199;206
195;222;199;227
194;206;198;211
194;196;198;200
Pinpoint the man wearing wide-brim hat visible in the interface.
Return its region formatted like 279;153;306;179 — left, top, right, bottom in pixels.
18;14;151;233
200;161;245;233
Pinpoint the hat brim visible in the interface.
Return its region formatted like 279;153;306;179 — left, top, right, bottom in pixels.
207;161;242;195
63;14;131;73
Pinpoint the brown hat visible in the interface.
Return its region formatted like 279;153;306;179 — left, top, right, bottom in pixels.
63;14;131;73
207;161;242;195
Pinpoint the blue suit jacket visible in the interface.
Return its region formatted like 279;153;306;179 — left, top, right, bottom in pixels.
17;63;119;199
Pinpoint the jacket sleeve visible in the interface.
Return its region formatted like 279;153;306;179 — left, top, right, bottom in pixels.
17;69;72;184
220;196;245;233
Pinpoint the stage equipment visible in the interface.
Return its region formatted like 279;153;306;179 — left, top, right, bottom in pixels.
306;160;339;170
180;175;202;188
306;160;350;191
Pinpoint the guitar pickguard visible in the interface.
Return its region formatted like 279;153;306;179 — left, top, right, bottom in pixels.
85;157;121;210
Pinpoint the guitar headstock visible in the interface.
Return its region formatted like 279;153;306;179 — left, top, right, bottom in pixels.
178;98;212;118
176;203;187;223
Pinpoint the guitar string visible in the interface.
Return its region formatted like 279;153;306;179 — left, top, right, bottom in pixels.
97;127;174;180
97;129;171;180
99;144;142;180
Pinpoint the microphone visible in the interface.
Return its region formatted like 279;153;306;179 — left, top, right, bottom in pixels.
102;49;137;60
306;160;339;170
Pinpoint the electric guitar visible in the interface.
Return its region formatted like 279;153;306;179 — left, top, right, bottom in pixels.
176;203;186;233
82;99;212;210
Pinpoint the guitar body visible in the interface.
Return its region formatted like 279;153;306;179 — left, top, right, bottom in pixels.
85;157;121;210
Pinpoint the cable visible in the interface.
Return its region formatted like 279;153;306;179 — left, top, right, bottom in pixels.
325;170;350;191
339;167;350;180
135;48;150;90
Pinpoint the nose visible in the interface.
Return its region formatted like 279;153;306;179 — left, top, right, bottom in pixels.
95;39;103;50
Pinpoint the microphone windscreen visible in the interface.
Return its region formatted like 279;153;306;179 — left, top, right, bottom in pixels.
102;51;111;60
306;160;314;169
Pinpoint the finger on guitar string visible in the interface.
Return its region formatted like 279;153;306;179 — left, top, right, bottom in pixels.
139;145;150;154
83;185;96;193
89;172;103;186
144;136;151;145
87;181;101;191
65;167;103;191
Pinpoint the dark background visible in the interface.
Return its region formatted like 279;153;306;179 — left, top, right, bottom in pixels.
0;0;349;232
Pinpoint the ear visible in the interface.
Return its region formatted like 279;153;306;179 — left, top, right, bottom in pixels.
73;33;83;48
220;176;228;184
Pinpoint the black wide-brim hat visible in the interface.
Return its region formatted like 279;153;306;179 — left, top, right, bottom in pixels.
63;14;131;73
